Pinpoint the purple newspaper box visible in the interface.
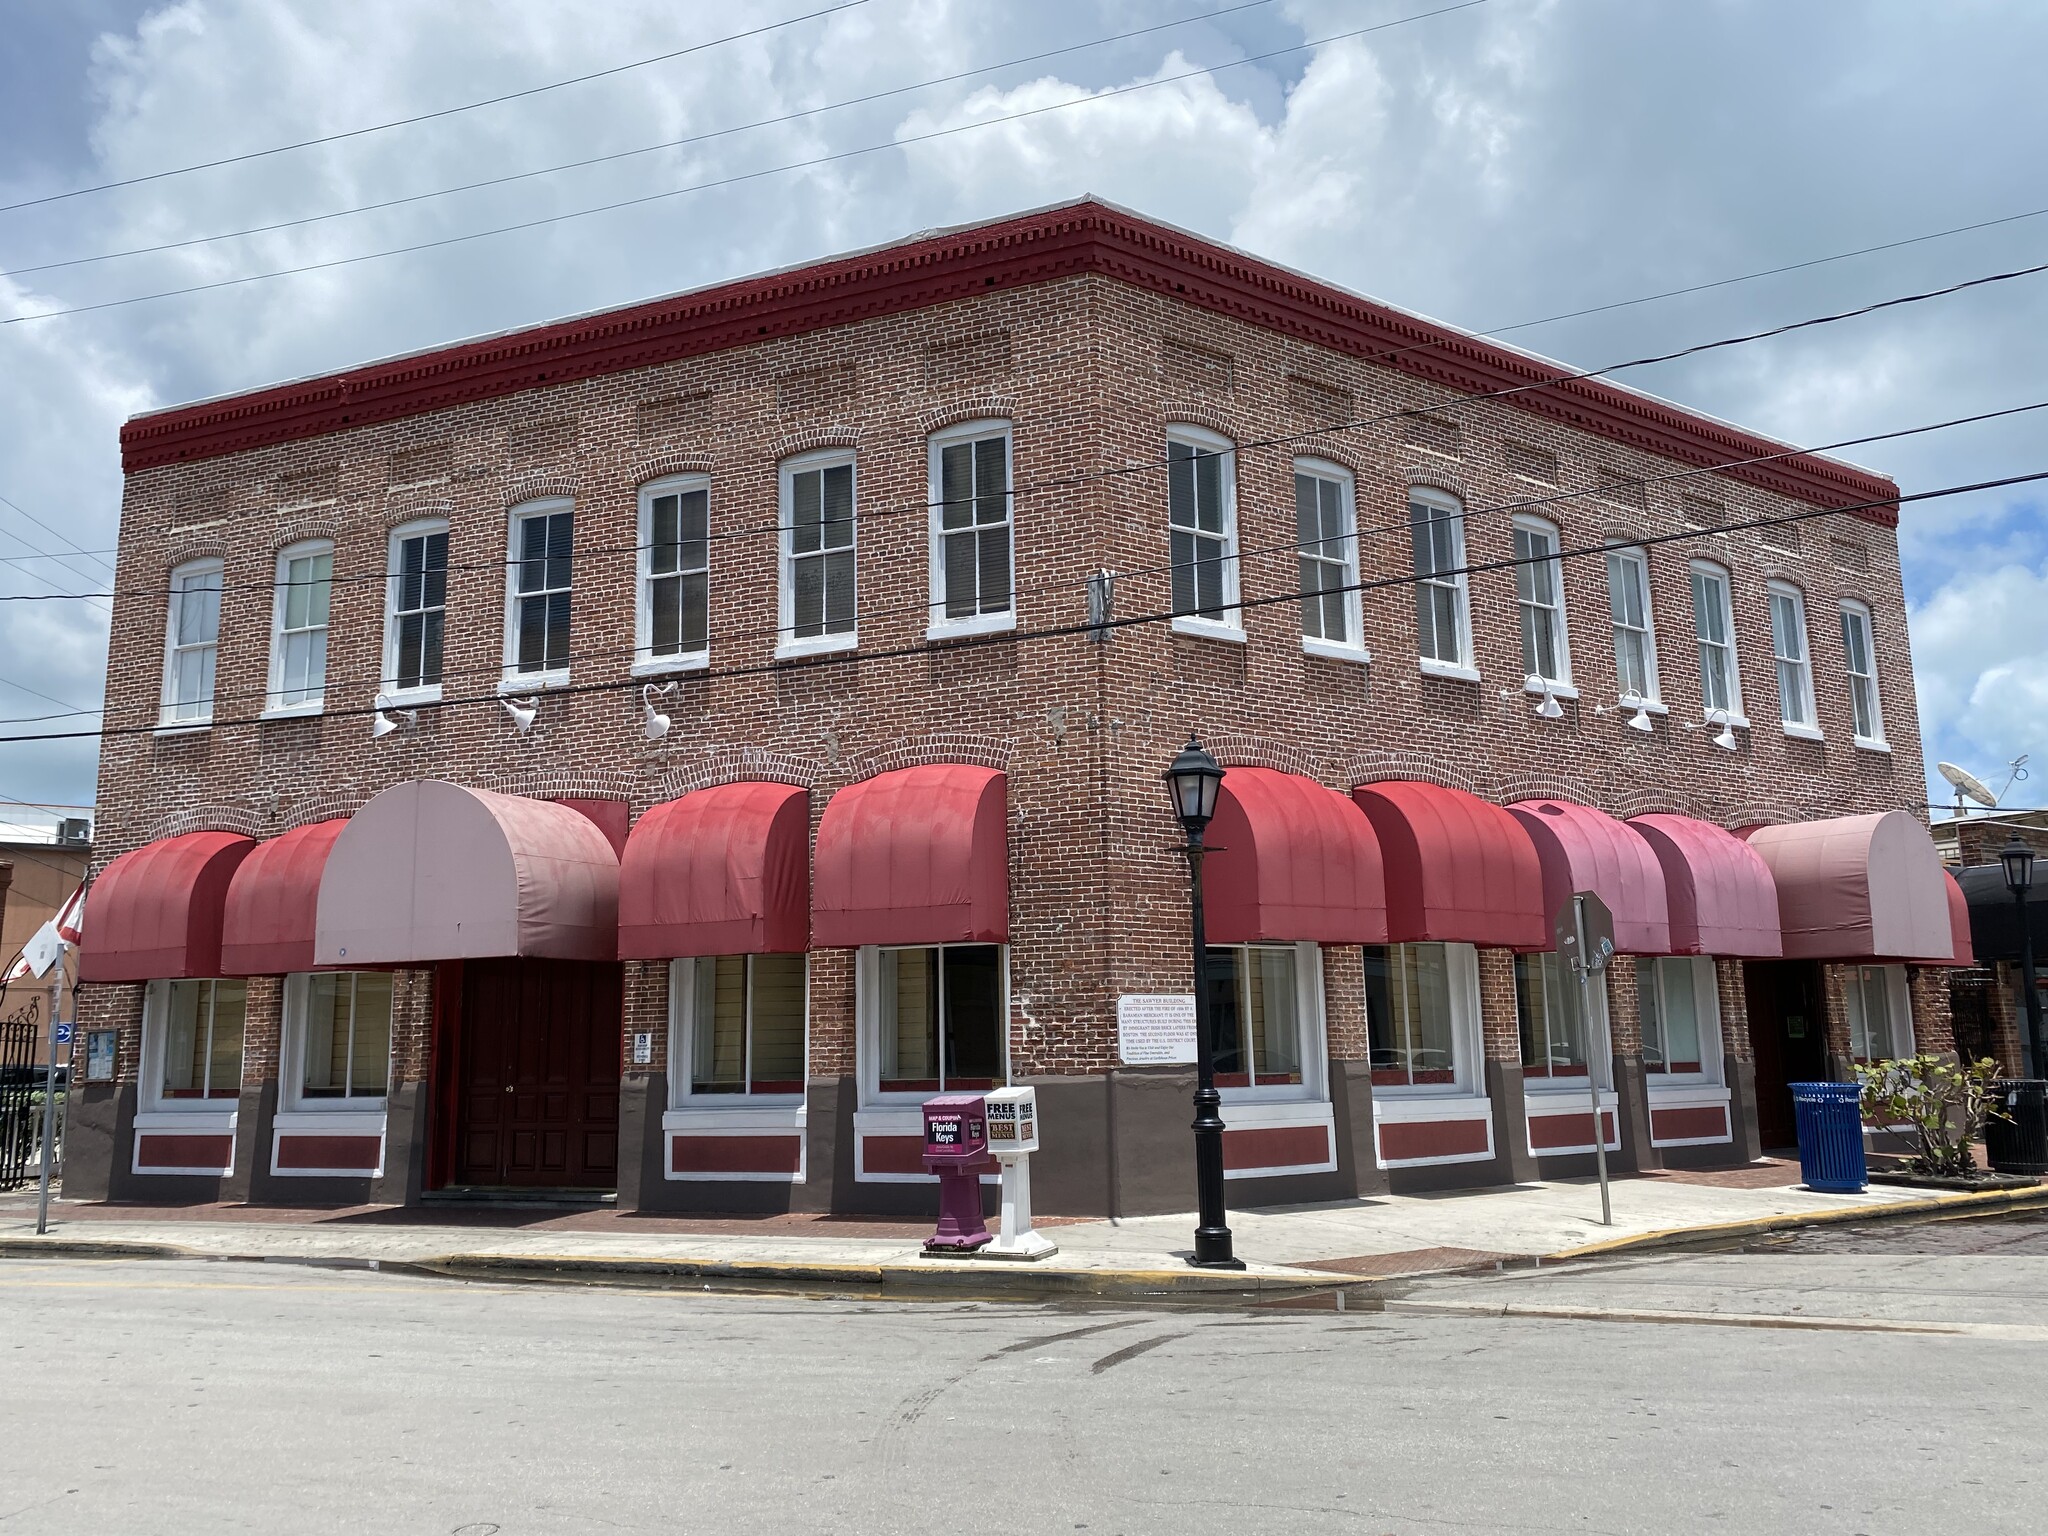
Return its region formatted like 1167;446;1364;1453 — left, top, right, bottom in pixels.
922;1093;993;1252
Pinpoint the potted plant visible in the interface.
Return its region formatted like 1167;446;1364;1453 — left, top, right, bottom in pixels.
1853;1055;2028;1188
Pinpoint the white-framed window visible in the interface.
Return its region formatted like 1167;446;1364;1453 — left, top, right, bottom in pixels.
283;972;392;1109
382;518;448;702
1295;458;1365;658
1689;560;1742;720
1363;941;1481;1095
504;497;574;683
1410;487;1472;671
160;558;224;726
1512;514;1570;686
1636;957;1721;1084
1768;581;1817;733
928;420;1014;638
1167;426;1241;638
265;539;333;714
1205;943;1325;1101
1840;600;1886;746
862;943;1006;1101
637;476;710;673
1846;964;1913;1063
667;954;807;1101
1517;951;1610;1086
1605;544;1659;704
143;977;246;1108
779;450;857;655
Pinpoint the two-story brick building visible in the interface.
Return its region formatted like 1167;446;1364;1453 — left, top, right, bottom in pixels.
62;199;1968;1217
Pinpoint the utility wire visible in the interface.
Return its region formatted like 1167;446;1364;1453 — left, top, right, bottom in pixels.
0;491;117;576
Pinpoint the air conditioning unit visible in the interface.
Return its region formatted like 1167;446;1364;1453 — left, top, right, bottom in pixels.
56;818;91;847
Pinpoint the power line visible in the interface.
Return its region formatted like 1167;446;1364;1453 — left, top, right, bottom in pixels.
0;1;880;216
0;490;117;583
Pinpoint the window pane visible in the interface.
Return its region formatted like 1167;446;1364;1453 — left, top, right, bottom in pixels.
974;437;1007;524
793;555;825;637
693;957;748;1093
749;953;806;1093
1194;449;1223;533
940;442;974;530
650;494;680;576
1368;943;1456;1087
942;945;1003;1088
1636;958;1664;1071
679;571;708;652
1168;442;1196;529
943;529;977;619
517;594;548;670
1616;629;1647;699
976;526;1010;614
419;610;443;687
792;470;822;555
1170;529;1197;615
301;974;348;1097
1193;537;1224;617
519;515;549;591
1518;953;1583;1077
1658;961;1702;1073
422;532;448;608
207;981;246;1099
881;948;938;1092
544;512;573;590
350;972;393;1098
162;980;205;1097
1206;947;1245;1084
677;488;709;572
545;590;571;668
1250;947;1302;1084
823;549;855;632
820;465;854;548
651;574;681;654
177;570;222;645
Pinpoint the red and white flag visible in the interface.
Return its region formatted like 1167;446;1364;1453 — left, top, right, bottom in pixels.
15;884;83;981
53;883;84;946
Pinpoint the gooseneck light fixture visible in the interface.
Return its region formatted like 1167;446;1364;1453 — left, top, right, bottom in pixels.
501;696;539;733
642;682;676;742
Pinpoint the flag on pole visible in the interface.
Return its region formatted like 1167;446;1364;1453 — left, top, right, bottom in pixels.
54;883;83;947
22;917;63;979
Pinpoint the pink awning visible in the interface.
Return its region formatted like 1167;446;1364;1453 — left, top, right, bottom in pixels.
1351;782;1547;949
1507;800;1671;955
1744;811;1952;961
1937;871;1974;967
1205;768;1387;945
618;783;810;958
1627;813;1783;958
220;819;349;975
812;765;1007;947
314;780;620;965
77;831;255;983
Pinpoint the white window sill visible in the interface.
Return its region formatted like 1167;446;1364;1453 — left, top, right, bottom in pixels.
1618;696;1669;716
664;1102;806;1132
1853;735;1892;754
852;1106;927;1135
135;1107;237;1129
926;611;1016;643
153;719;213;737
631;653;709;679
1523;678;1579;701
376;685;443;708
499;670;570;695
1371;1092;1491;1120
1781;721;1825;742
1302;637;1372;666
1419;658;1480;683
1170;614;1246;645
775;633;858;661
1525;1085;1618;1107
274;1106;386;1131
1643;1082;1730;1106
1708;711;1753;731
1216;1091;1330;1117
260;701;325;722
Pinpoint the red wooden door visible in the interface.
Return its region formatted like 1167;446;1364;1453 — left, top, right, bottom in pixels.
456;959;621;1189
1744;960;1827;1152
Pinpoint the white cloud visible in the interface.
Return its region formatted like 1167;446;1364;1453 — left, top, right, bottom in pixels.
1911;561;2048;800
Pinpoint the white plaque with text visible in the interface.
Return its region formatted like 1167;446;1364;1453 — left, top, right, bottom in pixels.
1117;993;1198;1066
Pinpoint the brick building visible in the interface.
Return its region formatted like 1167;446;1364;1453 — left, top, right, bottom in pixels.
63;200;1968;1216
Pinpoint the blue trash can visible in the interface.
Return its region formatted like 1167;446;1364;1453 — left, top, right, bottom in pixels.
1791;1082;1867;1193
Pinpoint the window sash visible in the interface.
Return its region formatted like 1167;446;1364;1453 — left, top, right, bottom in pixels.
1691;569;1735;714
646;487;711;657
1514;524;1565;681
165;565;223;722
937;434;1013;620
1637;958;1706;1076
298;972;392;1102
788;463;856;639
1295;470;1354;643
1606;549;1656;701
391;530;448;690
878;945;1002;1094
512;510;574;674
1841;606;1883;739
275;549;332;706
1848;965;1901;1062
689;954;805;1097
1206;945;1307;1090
1770;588;1814;726
159;979;245;1101
1517;952;1586;1078
1168;439;1233;621
1411;498;1468;663
1365;943;1459;1088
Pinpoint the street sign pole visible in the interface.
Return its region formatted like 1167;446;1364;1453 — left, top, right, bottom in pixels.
1572;896;1612;1227
36;961;63;1236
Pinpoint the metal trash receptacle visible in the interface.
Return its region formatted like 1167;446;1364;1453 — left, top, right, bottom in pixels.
1791;1082;1867;1193
1986;1080;2048;1176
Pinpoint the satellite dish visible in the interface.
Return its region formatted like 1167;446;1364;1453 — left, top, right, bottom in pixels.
1938;761;1998;809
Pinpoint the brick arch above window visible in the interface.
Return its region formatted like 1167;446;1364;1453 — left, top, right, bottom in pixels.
838;732;1012;785
654;745;820;803
163;541;230;573
503;474;578;507
1721;802;1801;832
1201;732;1322;781
919;396;1017;436
1402;468;1471;502
777;425;860;459
382;498;455;530
1159;403;1238;440
629;452;714;485
1607;786;1696;820
1343;751;1483;797
476;767;637;804
280;794;374;832
270;517;338;550
142;804;267;843
1289;437;1373;478
1494;770;1593;808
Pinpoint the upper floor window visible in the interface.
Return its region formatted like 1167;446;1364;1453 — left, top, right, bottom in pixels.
1840;600;1886;745
1688;561;1741;719
1167;427;1239;635
780;451;856;654
1768;581;1817;732
161;558;224;726
1296;459;1364;657
1410;488;1471;671
285;971;392;1108
383;518;448;700
1512;514;1569;686
929;421;1014;637
267;539;333;714
1605;545;1658;703
506;499;573;681
672;954;806;1100
638;476;709;672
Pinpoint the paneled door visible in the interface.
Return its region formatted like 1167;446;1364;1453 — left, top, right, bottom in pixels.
456;958;620;1189
1743;959;1828;1153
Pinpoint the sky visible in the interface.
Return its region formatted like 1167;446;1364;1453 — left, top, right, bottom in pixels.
0;0;2041;822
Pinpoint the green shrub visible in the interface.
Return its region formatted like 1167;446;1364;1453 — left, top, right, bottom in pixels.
1853;1055;2006;1180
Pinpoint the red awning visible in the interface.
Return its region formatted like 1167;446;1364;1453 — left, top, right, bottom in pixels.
1939;871;1974;967
220;819;349;975
619;783;810;958
1350;782;1546;949
812;765;1007;947
1507;800;1671;955
77;831;255;983
1744;811;1952;961
314;780;620;965
1206;768;1386;945
1626;814;1783;959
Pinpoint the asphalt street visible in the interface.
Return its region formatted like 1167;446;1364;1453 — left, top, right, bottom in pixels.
0;1229;2040;1535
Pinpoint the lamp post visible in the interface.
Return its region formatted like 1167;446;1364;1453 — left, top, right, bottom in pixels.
1163;737;1243;1270
2001;838;2045;1078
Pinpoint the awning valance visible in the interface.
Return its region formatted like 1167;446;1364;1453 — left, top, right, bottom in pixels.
1744;811;1953;962
1627;813;1782;958
1206;768;1386;945
1508;800;1671;955
220;818;349;976
1956;863;2048;963
77;831;255;983
314;781;620;965
1350;781;1546;949
812;765;1007;948
619;783;810;958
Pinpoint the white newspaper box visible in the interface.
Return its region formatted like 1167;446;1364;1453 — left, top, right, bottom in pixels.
981;1086;1055;1259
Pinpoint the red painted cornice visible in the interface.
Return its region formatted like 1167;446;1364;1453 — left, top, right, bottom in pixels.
119;200;1898;522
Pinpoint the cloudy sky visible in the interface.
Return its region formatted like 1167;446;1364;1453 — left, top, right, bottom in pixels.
0;0;2041;820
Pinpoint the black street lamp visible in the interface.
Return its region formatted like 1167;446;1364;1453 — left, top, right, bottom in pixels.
1163;736;1243;1271
2001;838;2045;1078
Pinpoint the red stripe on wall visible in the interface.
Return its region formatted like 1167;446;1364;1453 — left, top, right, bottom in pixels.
861;1136;929;1176
1528;1108;1617;1151
671;1135;803;1176
1378;1116;1491;1163
1650;1105;1731;1143
275;1134;382;1172
136;1133;233;1170
1222;1124;1331;1172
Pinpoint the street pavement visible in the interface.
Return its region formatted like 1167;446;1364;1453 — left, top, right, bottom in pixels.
1;1224;2040;1535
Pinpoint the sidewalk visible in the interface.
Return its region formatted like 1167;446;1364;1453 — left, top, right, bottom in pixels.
4;1164;2044;1298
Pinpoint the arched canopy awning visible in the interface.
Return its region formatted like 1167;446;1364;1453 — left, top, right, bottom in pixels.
314;781;620;966
1957;863;2048;963
1627;813;1783;958
619;782;810;958
1206;768;1387;945
1942;871;1974;967
812;765;1007;948
1350;781;1546;949
1745;811;1954;962
220;819;350;976
77;831;255;983
1508;800;1671;956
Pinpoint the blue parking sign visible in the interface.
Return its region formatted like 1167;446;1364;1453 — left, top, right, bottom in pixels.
54;1020;74;1046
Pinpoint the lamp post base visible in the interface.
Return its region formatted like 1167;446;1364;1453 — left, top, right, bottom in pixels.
1188;1228;1245;1271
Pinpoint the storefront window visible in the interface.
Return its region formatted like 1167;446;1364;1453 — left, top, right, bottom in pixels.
1847;964;1909;1063
1517;952;1586;1080
294;972;392;1104
877;944;1003;1094
158;978;246;1102
684;954;806;1097
1205;944;1309;1091
1637;957;1711;1079
1363;943;1460;1090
